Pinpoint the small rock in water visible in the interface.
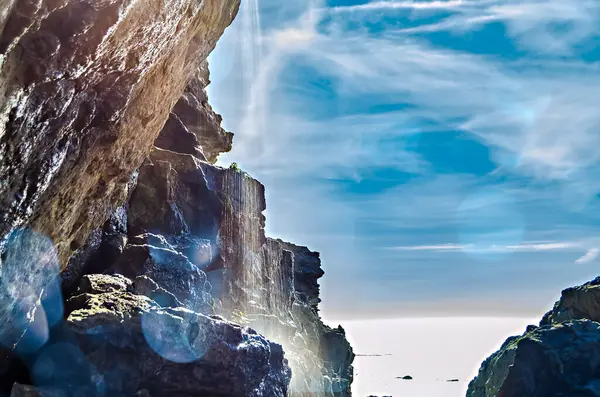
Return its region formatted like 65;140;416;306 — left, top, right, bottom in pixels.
397;375;413;380
447;379;460;382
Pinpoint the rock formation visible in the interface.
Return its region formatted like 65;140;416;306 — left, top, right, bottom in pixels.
0;0;240;265
467;277;600;397
0;1;354;396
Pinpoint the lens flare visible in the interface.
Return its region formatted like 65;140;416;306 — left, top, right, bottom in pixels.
141;308;209;364
32;342;104;394
0;228;62;354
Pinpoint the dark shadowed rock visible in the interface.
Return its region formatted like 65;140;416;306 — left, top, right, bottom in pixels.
130;275;184;309
10;383;63;397
58;274;291;397
470;276;600;397
281;241;325;312
540;276;600;325
107;234;213;313
468;320;600;397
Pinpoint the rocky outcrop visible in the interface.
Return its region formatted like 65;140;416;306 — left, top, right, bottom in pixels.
540;276;600;325
64;146;355;395
155;61;233;163
467;320;600;397
282;241;354;396
468;278;600;397
43;274;291;396
0;0;240;265
0;1;354;395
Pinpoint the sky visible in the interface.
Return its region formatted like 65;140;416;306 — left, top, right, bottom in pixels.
208;0;600;321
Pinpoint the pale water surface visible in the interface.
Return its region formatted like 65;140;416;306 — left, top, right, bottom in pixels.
340;317;537;397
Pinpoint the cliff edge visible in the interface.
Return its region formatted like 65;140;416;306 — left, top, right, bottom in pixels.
0;1;354;396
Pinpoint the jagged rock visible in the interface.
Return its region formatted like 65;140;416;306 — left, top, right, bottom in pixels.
66;274;291;396
470;276;600;397
128;148;222;245
61;205;131;294
0;0;241;265
0;1;354;396
107;233;213;313
540;277;600;325
263;239;295;315
280;241;325;311
76;273;132;295
155;61;233;163
5;274;290;397
91;147;355;395
321;325;355;390
289;300;355;396
129;275;184;309
467;320;600;397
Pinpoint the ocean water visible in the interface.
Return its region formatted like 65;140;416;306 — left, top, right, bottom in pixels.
340;317;536;397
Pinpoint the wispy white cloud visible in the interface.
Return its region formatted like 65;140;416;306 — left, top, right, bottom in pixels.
216;0;600;190
208;0;600;317
505;242;582;251
575;248;600;264
388;241;583;253
395;0;600;56
389;244;469;251
329;0;470;12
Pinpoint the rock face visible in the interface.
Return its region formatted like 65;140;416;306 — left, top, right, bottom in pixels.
155;61;233;163
0;0;354;395
42;274;291;396
468;278;600;397
0;0;240;265
540;276;600;325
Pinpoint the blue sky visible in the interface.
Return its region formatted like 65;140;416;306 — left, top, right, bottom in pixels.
208;0;600;321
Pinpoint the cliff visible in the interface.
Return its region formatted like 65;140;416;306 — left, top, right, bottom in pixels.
0;1;354;396
467;278;600;397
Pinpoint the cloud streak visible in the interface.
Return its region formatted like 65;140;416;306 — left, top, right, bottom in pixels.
388;241;584;253
576;248;600;264
329;0;469;12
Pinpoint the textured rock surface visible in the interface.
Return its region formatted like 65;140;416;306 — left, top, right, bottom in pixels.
469;277;600;397
540;276;600;325
59;274;291;396
467;320;600;397
281;240;325;311
78;147;355;395
155;61;233;163
63;118;355;394
0;0;240;265
0;1;354;395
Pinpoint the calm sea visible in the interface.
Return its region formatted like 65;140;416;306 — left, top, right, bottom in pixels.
339;317;536;397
